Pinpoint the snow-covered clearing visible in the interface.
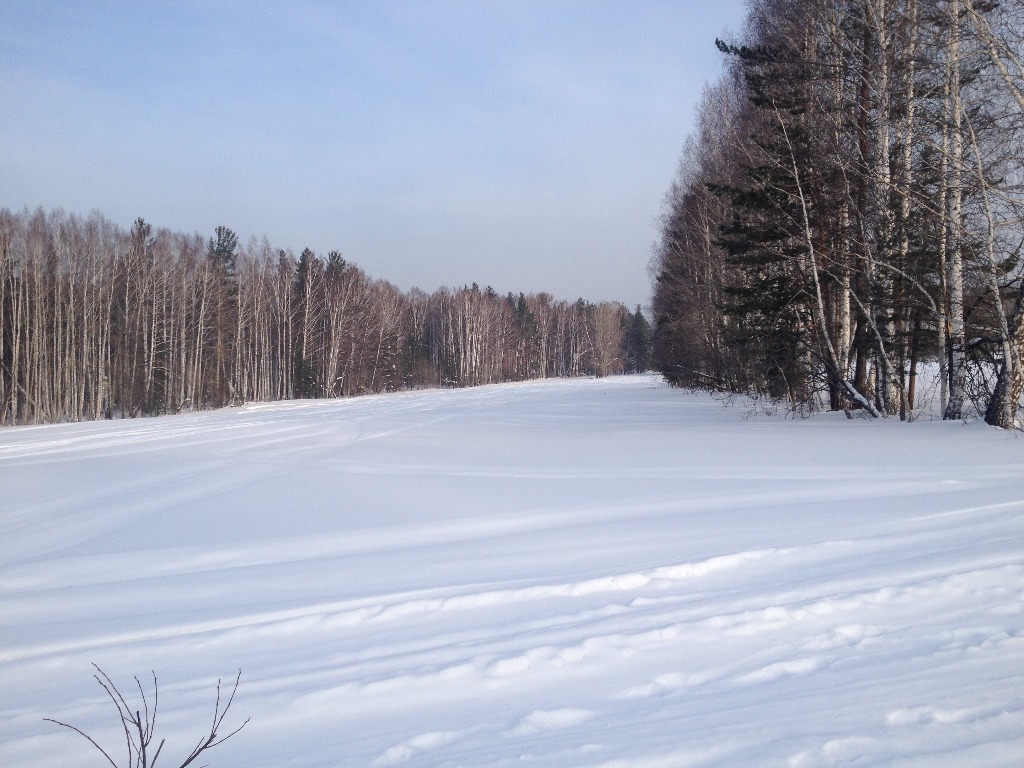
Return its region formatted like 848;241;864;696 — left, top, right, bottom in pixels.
1;375;1022;767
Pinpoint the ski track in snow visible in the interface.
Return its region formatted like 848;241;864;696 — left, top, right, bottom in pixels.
1;375;1023;767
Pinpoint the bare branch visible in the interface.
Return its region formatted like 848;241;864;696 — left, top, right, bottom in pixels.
46;667;247;768
43;718;120;768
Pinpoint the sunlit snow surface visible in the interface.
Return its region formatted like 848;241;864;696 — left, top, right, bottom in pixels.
2;375;1023;767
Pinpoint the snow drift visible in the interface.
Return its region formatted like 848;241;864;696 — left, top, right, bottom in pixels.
1;375;1022;767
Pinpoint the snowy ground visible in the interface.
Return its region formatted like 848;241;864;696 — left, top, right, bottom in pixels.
1;375;1023;768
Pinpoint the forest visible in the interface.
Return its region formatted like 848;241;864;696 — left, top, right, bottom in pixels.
0;209;649;425
651;0;1024;425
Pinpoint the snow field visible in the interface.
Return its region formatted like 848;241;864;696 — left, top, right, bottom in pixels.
1;375;1022;766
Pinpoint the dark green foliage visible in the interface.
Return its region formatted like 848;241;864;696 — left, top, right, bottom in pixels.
622;306;651;373
208;225;238;273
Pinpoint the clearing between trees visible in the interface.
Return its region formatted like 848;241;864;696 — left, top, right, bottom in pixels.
1;375;1022;766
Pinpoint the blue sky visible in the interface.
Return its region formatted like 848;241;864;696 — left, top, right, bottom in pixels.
1;1;746;309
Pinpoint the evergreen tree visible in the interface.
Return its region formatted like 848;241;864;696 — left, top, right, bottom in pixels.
622;307;651;373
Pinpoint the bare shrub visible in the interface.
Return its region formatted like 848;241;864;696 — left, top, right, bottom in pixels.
45;664;248;768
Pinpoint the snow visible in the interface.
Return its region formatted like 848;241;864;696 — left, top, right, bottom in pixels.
1;374;1022;767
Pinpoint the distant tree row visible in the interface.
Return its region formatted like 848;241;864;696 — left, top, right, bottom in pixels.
652;0;1024;425
0;208;649;425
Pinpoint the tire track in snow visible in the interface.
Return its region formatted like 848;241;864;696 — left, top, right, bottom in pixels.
0;549;775;664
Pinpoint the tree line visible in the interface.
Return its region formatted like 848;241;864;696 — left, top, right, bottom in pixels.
652;0;1024;425
0;208;649;425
